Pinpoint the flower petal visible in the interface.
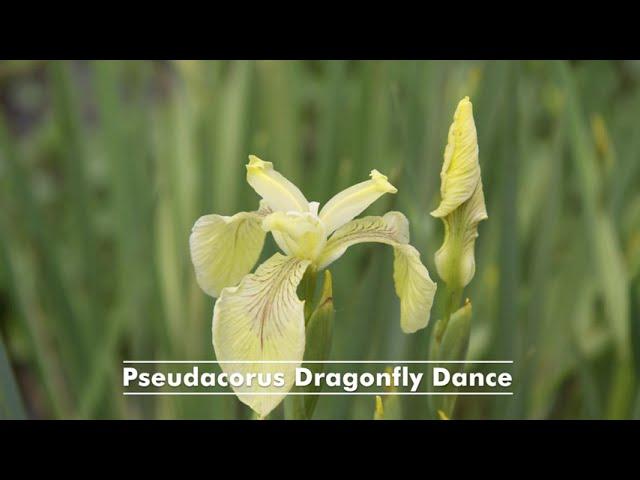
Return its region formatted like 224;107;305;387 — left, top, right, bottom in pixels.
431;97;481;218
262;211;327;261
317;211;409;269
189;203;270;297
317;212;436;333
212;253;311;417
319;169;397;235
393;244;437;333
434;179;488;289
246;155;309;213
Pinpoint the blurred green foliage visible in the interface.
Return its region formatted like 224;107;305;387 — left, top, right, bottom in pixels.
0;60;638;419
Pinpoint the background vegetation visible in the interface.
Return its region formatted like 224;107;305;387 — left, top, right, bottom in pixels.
0;60;638;419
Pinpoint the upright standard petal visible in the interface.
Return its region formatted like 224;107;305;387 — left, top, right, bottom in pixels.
431;97;481;218
212;253;311;417
319;169;397;236
317;212;436;333
434;180;488;289
246;155;309;213
190;203;270;297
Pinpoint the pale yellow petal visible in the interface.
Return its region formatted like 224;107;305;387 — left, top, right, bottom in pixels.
317;212;436;333
189;204;269;297
319;169;397;235
212;253;311;417
434;180;488;289
262;211;327;261
431;97;481;218
317;211;409;269
246;155;309;213
393;244;437;333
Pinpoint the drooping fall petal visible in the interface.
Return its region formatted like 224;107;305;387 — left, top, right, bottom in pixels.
317;212;436;333
189;203;270;297
317;211;409;268
393;243;438;333
212;253;311;417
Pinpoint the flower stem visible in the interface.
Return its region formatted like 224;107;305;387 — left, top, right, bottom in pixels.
434;286;463;345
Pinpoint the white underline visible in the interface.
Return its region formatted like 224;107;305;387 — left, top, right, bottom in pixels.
123;392;513;396
122;360;514;364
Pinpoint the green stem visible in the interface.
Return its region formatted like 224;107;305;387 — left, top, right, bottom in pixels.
429;284;462;419
434;286;463;344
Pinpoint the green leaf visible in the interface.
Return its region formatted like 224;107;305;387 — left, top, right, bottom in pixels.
286;271;334;420
0;332;26;419
439;300;473;363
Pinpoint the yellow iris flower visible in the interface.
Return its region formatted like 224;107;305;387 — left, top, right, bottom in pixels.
190;156;437;416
